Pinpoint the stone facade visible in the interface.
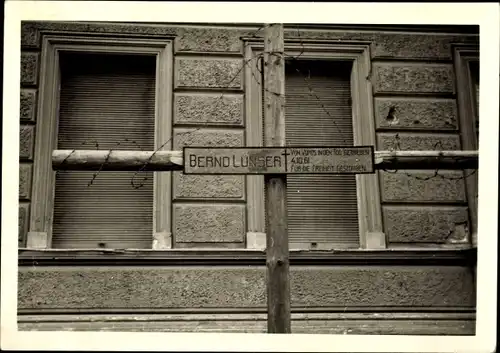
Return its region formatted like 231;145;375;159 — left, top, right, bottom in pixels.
173;128;244;149
20;125;35;160
383;206;470;243
17;22;478;335
175;27;244;53
172;129;245;229
20;89;37;122
173;173;244;200
18;266;474;309
381;171;467;203
175;58;242;89
377;132;461;151
372;63;455;94
19;163;32;200
174;93;244;126
374;98;458;130
20;52;39;86
18;203;30;247
174;204;246;243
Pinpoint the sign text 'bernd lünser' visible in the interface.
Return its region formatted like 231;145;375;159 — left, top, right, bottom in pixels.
183;147;374;174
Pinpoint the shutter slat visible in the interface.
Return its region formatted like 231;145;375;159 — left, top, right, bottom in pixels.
471;61;479;140
284;61;359;247
52;53;156;249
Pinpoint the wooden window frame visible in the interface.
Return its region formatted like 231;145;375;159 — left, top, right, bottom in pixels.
453;44;479;247
27;34;174;250
244;39;385;250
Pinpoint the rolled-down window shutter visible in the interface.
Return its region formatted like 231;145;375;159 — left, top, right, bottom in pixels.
469;61;479;139
52;53;156;249
284;60;359;248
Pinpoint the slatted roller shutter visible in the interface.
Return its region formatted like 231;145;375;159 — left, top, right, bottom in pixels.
475;81;479;140
52;53;156;249
469;61;479;139
284;60;359;248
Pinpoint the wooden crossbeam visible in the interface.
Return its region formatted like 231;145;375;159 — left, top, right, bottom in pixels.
374;150;479;170
52;149;479;171
52;150;184;171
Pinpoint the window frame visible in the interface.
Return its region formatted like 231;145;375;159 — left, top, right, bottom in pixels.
453;44;479;247
27;34;174;250
243;39;385;250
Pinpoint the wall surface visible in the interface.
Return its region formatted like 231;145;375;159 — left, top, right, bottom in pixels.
18;21;478;334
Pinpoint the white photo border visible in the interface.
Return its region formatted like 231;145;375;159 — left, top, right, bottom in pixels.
2;2;498;352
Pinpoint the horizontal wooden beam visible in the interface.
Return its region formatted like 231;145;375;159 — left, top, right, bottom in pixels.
374;150;479;170
52;149;479;171
52;150;184;171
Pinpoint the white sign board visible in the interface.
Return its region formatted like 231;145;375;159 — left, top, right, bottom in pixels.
183;147;374;174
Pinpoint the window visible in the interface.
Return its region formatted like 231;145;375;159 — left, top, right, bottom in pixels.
53;53;155;249
285;60;359;248
453;45;479;246
244;40;384;250
469;60;479;141
28;36;173;250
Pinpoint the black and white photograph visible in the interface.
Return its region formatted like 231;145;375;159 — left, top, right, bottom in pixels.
1;2;498;352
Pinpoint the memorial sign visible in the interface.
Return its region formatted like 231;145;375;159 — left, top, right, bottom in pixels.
183;146;374;175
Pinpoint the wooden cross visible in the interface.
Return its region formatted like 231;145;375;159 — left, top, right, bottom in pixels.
49;23;478;334
51;146;478;335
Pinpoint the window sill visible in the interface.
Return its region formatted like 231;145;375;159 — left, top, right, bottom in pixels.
18;247;476;266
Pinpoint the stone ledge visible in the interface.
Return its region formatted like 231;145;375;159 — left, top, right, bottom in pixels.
246;232;266;249
152;232;172;249
363;232;386;249
26;232;48;249
18;248;476;266
17;312;475;334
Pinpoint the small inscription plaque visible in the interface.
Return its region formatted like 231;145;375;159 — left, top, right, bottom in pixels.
184;146;374;174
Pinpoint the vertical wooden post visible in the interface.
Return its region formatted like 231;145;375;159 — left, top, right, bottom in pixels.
263;23;291;333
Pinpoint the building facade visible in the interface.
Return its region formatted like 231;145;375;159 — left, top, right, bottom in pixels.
18;21;479;334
